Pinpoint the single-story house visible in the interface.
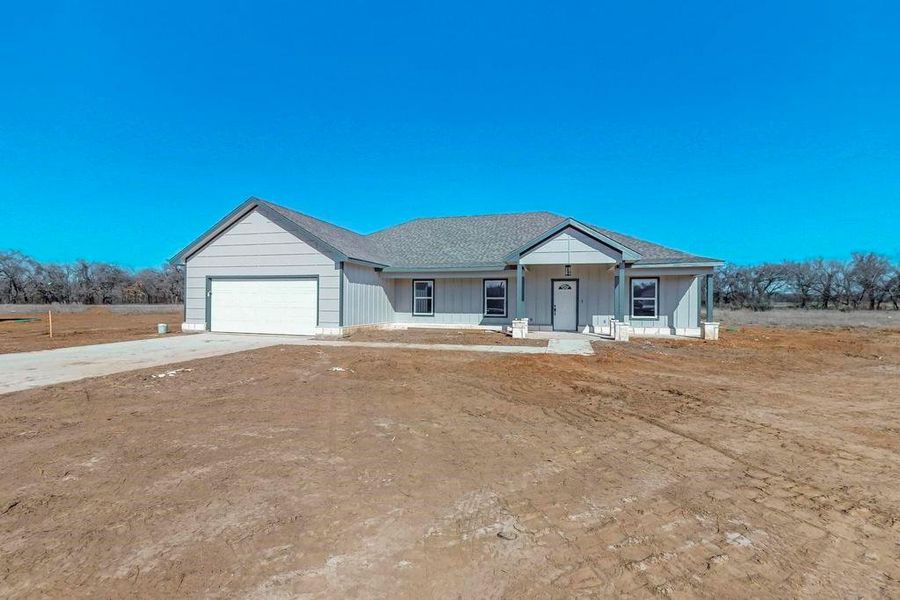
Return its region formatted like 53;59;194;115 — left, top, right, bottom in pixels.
171;197;723;338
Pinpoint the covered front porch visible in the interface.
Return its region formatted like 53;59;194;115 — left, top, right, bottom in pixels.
510;262;717;338
508;222;717;339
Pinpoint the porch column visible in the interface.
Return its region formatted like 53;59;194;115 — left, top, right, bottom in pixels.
516;261;525;318
615;262;627;320
705;273;714;322
613;272;620;319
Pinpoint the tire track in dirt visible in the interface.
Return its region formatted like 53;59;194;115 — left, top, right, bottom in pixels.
533;394;899;596
559;382;898;535
529;363;900;525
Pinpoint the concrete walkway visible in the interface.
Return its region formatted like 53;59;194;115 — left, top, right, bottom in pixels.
311;338;594;356
0;333;594;394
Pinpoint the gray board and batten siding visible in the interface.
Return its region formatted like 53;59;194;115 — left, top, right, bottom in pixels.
184;208;341;329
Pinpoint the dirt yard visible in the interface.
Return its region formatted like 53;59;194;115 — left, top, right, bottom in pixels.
718;307;899;329
0;307;182;353
1;327;898;598
330;326;547;346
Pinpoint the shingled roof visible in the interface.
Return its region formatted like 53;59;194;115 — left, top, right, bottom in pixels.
175;197;721;267
264;202;394;266
366;212;566;268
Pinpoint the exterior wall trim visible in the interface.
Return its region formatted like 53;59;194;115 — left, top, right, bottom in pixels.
181;265;187;324
631;261;723;269
382;264;509;273
338;261;345;327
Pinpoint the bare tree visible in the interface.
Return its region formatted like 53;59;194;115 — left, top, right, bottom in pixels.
849;252;891;310
786;261;820;308
28;263;72;303
886;267;900;310
810;258;842;309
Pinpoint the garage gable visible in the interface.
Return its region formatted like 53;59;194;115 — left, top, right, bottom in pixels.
183;209;342;331
187;208;341;264
181;203;345;264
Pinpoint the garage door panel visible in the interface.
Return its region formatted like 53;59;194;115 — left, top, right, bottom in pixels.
210;278;317;335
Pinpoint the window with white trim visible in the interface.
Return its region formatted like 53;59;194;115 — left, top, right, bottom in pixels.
631;278;658;318
483;279;507;317
412;280;434;316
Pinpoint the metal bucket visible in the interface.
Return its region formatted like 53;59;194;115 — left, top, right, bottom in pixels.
157;323;169;335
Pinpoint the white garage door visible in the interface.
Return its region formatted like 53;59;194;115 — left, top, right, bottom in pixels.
209;278;318;335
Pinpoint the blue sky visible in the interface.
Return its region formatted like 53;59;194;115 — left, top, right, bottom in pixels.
2;1;898;268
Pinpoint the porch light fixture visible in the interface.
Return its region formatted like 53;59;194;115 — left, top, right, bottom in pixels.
564;264;572;277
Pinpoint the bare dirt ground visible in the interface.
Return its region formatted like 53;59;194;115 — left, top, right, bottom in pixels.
719;307;899;329
329;326;547;346
1;327;898;598
0;307;182;354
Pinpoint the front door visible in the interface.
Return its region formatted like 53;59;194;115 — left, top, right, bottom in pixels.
552;280;577;331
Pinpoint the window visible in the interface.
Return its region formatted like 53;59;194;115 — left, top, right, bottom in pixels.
631;278;658;318
483;279;507;317
413;280;434;316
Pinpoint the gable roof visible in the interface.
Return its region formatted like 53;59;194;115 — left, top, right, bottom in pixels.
368;212;566;268
583;224;721;266
264;201;393;265
172;197;722;268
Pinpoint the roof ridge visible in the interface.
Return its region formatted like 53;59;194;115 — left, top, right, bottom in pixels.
253;197;370;239
409;210;563;221
367;210;565;237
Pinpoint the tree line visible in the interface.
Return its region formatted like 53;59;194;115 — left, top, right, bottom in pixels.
2;248;898;310
714;252;900;311
0;250;183;305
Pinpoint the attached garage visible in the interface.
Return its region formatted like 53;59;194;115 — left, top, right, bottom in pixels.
175;201;352;335
208;277;318;335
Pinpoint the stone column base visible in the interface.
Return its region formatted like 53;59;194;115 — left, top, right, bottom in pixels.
701;321;720;340
614;324;631;341
511;318;529;339
181;322;206;333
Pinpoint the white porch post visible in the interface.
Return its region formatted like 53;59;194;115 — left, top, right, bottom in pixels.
701;273;720;340
516;261;525;318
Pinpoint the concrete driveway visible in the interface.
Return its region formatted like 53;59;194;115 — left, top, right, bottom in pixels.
0;332;595;395
0;333;310;394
